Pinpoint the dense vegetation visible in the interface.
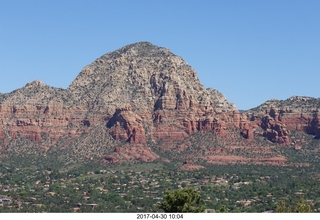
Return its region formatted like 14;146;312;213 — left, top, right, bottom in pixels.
0;159;320;213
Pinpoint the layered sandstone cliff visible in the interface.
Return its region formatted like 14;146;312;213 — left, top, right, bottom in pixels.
0;42;319;166
245;96;320;145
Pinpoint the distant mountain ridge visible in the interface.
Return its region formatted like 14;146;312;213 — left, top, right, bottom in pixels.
0;42;319;168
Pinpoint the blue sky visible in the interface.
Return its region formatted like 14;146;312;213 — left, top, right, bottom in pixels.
0;1;319;110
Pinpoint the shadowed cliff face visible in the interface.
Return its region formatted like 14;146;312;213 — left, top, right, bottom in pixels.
0;42;319;166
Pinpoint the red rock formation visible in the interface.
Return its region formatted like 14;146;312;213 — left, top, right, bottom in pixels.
237;113;254;140
0;125;4;140
310;112;320;138
107;106;146;144
204;155;287;165
104;146;159;164
245;97;320;144
1;42;241;159
261;115;290;145
0;42;319;166
0;100;88;145
208;148;223;153
277;111;313;132
260;157;287;164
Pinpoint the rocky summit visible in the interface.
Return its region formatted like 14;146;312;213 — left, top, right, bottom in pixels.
0;42;319;168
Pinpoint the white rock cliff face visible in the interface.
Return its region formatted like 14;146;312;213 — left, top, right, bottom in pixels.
68;42;236;112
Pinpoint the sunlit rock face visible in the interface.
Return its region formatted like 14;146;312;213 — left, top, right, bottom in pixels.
0;42;319;165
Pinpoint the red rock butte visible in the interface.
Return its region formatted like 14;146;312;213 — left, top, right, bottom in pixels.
0;42;319;166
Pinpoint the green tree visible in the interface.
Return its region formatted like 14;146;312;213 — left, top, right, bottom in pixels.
19;190;28;196
217;205;227;213
276;198;311;213
276;200;291;213
295;198;311;213
159;188;205;213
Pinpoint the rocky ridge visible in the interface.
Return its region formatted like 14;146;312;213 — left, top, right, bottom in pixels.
0;42;319;167
245;96;320;143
